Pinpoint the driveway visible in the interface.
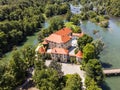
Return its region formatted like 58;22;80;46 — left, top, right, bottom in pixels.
45;60;86;89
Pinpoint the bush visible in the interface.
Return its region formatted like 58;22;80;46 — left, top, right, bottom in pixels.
70;56;77;64
74;48;79;54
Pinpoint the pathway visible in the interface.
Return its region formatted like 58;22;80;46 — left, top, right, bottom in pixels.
103;69;120;75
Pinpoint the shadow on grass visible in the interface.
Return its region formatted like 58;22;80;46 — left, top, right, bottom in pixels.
101;62;112;68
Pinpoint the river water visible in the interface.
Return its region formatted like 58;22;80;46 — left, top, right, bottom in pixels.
81;18;120;90
0;32;39;64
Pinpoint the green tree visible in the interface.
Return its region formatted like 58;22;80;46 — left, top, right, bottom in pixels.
49;60;63;78
85;76;102;90
33;68;60;90
49;16;64;32
72;26;82;33
88;11;97;18
85;59;104;84
70;15;80;25
77;34;93;51
91;39;104;58
66;11;72;21
0;31;7;56
83;44;95;63
34;59;46;70
70;56;76;64
63;74;82;90
22;45;35;67
8;29;23;45
0;72;16;90
9;51;27;84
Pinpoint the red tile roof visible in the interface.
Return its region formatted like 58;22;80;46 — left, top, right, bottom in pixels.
45;34;71;43
45;27;72;43
38;47;46;54
73;32;84;37
76;51;83;58
55;27;72;36
42;40;48;44
51;48;68;54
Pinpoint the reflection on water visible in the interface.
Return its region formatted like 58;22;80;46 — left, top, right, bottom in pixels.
81;18;120;90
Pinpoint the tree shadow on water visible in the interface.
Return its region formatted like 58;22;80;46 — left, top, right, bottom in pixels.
101;81;111;90
101;62;112;68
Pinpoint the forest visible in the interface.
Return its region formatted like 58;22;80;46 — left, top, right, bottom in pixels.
0;0;70;57
0;0;120;57
80;0;120;16
0;0;120;90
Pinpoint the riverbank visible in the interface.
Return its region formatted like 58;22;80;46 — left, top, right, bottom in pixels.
0;31;39;65
81;18;120;90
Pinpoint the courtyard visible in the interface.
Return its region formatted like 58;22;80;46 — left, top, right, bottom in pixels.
45;60;86;89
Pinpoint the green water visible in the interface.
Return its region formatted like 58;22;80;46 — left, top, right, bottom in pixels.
81;18;120;90
0;21;49;64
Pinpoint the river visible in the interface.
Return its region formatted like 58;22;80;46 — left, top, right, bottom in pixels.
0;32;39;65
81;18;120;90
1;4;120;89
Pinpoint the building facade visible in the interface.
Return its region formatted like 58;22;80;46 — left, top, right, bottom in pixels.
38;27;83;62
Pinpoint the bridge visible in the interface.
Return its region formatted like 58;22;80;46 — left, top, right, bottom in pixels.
103;69;120;76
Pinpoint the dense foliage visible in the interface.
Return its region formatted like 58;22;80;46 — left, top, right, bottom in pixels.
0;45;35;89
77;34;93;51
0;0;71;57
85;59;104;84
85;76;102;90
63;74;82;90
0;0;45;57
33;60;63;90
80;0;120;17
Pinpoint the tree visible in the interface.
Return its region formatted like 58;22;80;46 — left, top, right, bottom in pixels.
85;59;104;84
0;0;46;58
9;51;27;82
64;22;82;33
72;26;82;33
33;68;60;90
0;71;16;90
22;45;35;68
88;11;97;18
85;76;102;90
83;44;95;63
0;50;27;90
34;59;46;70
66;11;72;21
0;31;7;56
8;29;23;45
49;16;64;32
70;15;80;25
70;56;76;64
77;34;93;51
45;4;55;17
63;74;82;90
49;60;63;78
91;39;104;58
